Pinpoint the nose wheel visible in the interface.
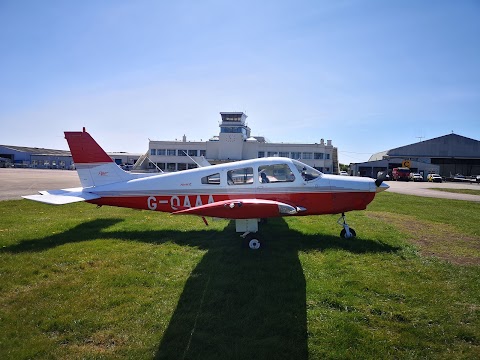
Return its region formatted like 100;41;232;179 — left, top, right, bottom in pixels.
338;213;356;239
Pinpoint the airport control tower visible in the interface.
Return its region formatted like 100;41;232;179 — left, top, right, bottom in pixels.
218;112;251;160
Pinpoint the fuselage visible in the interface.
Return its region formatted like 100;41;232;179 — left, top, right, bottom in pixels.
86;157;384;218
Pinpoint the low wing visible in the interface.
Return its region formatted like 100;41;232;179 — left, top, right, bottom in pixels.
173;199;305;219
22;187;101;205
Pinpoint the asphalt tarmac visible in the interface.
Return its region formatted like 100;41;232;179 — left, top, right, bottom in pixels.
386;179;480;202
0;168;80;201
1;168;479;202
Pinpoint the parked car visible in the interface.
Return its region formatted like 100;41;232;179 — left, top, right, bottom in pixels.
339;171;349;176
427;174;442;183
409;173;423;182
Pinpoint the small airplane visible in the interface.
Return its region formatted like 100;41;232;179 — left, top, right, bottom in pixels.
24;128;389;249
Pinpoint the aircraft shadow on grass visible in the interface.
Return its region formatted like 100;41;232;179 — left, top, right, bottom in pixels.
3;218;399;359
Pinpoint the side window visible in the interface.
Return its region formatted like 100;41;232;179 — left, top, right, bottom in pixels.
201;173;220;185
258;164;295;183
227;167;254;185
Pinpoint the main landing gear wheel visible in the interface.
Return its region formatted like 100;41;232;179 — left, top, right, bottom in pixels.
248;238;261;250
242;233;261;250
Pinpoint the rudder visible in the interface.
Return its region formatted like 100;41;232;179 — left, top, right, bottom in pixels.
65;128;134;187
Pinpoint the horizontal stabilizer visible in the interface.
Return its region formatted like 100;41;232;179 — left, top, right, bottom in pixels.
22;188;101;205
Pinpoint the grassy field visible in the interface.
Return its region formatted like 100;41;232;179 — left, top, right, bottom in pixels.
428;187;480;196
1;193;479;359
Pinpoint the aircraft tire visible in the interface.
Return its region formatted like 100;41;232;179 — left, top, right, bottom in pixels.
340;228;356;239
248;237;261;250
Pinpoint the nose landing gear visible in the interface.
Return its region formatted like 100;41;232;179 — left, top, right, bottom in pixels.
241;232;261;250
338;213;356;239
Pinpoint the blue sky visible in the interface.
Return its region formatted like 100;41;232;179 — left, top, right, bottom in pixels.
1;0;479;164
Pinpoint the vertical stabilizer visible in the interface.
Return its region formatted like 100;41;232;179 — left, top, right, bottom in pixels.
65;129;134;188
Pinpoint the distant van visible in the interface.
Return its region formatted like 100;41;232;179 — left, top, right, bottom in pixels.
392;167;410;181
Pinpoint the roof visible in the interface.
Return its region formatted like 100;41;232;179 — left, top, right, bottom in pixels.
385;133;480;158
0;145;141;158
369;150;388;161
0;145;71;156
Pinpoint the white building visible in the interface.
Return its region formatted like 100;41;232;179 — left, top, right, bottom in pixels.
141;112;338;173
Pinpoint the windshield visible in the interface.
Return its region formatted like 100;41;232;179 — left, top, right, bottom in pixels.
292;160;322;181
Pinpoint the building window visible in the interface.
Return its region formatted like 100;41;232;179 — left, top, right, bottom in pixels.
290;152;301;159
188;150;198;157
188;163;197;169
157;149;166;156
177;163;187;171
227;167;254;185
267;151;277;157
325;167;330;172
279;152;289;157
302;152;313;160
200;150;206;157
258;151;265;158
314;152;324;160
154;163;165;171
326;154;330;160
221;127;246;135
167;149;176;156
167;163;176;171
150;149;156;156
178;150;187;156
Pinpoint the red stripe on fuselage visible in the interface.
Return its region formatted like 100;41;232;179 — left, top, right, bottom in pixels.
87;191;376;217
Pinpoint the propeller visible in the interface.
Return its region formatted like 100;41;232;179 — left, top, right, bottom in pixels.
375;171;388;187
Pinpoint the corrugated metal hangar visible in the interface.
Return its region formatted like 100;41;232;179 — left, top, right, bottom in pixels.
350;133;480;178
0;145;141;169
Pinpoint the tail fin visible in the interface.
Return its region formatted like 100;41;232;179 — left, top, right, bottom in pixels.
65;128;135;188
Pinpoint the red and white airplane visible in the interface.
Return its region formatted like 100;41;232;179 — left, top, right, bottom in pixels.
24;129;389;249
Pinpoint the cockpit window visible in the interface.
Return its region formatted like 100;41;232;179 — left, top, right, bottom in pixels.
292;160;322;181
258;164;295;183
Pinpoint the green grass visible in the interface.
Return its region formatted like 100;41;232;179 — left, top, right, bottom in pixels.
428;187;480;196
0;194;479;359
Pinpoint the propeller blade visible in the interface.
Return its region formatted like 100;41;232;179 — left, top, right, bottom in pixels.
375;171;388;187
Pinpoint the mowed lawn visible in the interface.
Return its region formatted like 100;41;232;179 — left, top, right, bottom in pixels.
0;193;479;359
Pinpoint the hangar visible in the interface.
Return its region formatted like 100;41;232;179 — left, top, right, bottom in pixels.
0;144;141;169
350;133;480;178
0;145;74;169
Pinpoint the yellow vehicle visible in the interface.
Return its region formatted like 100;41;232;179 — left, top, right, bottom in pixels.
427;174;442;183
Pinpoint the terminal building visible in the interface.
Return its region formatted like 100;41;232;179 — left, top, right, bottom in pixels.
350;133;480;178
139;112;338;173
